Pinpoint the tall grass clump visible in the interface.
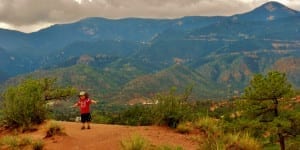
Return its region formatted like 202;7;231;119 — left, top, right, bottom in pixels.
121;134;150;150
194;116;222;137
32;139;44;150
224;132;262;150
176;122;193;134
0;135;19;149
200;138;225;150
45;121;66;138
200;131;262;150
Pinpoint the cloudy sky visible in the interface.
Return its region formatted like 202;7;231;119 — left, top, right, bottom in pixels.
0;0;299;33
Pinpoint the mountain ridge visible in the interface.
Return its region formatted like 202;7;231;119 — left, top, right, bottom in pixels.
232;1;300;22
0;1;299;102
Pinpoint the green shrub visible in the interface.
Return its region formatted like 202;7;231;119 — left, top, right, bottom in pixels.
152;87;194;128
0;78;76;130
114;87;195;127
1;79;47;130
117;104;154;126
121;134;150;150
91;111;112;124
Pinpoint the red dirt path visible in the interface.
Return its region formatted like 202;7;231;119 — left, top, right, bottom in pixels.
1;121;199;150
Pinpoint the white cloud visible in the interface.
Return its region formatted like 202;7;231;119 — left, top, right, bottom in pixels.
0;22;13;30
0;22;53;33
0;0;299;33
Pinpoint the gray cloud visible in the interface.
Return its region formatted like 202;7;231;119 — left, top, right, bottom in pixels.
0;0;299;32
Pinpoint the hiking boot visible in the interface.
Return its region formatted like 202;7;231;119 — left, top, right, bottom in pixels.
81;126;85;130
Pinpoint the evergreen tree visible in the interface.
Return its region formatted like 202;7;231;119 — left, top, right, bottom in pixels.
244;71;294;150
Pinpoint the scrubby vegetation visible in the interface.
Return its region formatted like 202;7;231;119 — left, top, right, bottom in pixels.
111;86;197;127
0;71;299;149
116;71;300;150
0;135;44;150
0;78;76;131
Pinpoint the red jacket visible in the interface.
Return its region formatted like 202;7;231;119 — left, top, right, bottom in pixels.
76;98;92;114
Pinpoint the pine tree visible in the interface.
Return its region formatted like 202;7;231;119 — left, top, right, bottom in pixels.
244;71;294;150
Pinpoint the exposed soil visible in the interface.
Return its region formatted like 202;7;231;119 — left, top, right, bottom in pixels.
0;121;200;150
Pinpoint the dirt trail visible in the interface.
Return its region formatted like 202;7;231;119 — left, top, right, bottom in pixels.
39;121;199;150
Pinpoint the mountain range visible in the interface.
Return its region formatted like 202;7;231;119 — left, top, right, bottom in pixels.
0;1;299;103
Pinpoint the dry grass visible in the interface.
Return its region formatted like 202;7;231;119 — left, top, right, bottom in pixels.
45;121;66;138
224;132;262;150
121;134;184;150
32;139;44;150
194;117;222;137
176;122;193;134
0;135;44;150
121;134;150;150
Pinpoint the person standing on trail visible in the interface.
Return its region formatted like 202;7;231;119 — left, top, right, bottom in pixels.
73;91;97;130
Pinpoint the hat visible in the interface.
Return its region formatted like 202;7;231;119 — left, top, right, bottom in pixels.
79;91;86;96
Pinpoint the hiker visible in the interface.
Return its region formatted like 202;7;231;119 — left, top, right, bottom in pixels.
73;91;97;129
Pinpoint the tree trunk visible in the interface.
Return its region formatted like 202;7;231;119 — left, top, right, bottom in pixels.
273;98;279;117
274;103;278;117
278;133;285;150
274;98;284;149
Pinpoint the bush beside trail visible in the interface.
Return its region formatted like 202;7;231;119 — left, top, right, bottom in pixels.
0;78;76;131
114;86;197;127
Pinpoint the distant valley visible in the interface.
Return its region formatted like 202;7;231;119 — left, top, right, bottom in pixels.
0;1;299;103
